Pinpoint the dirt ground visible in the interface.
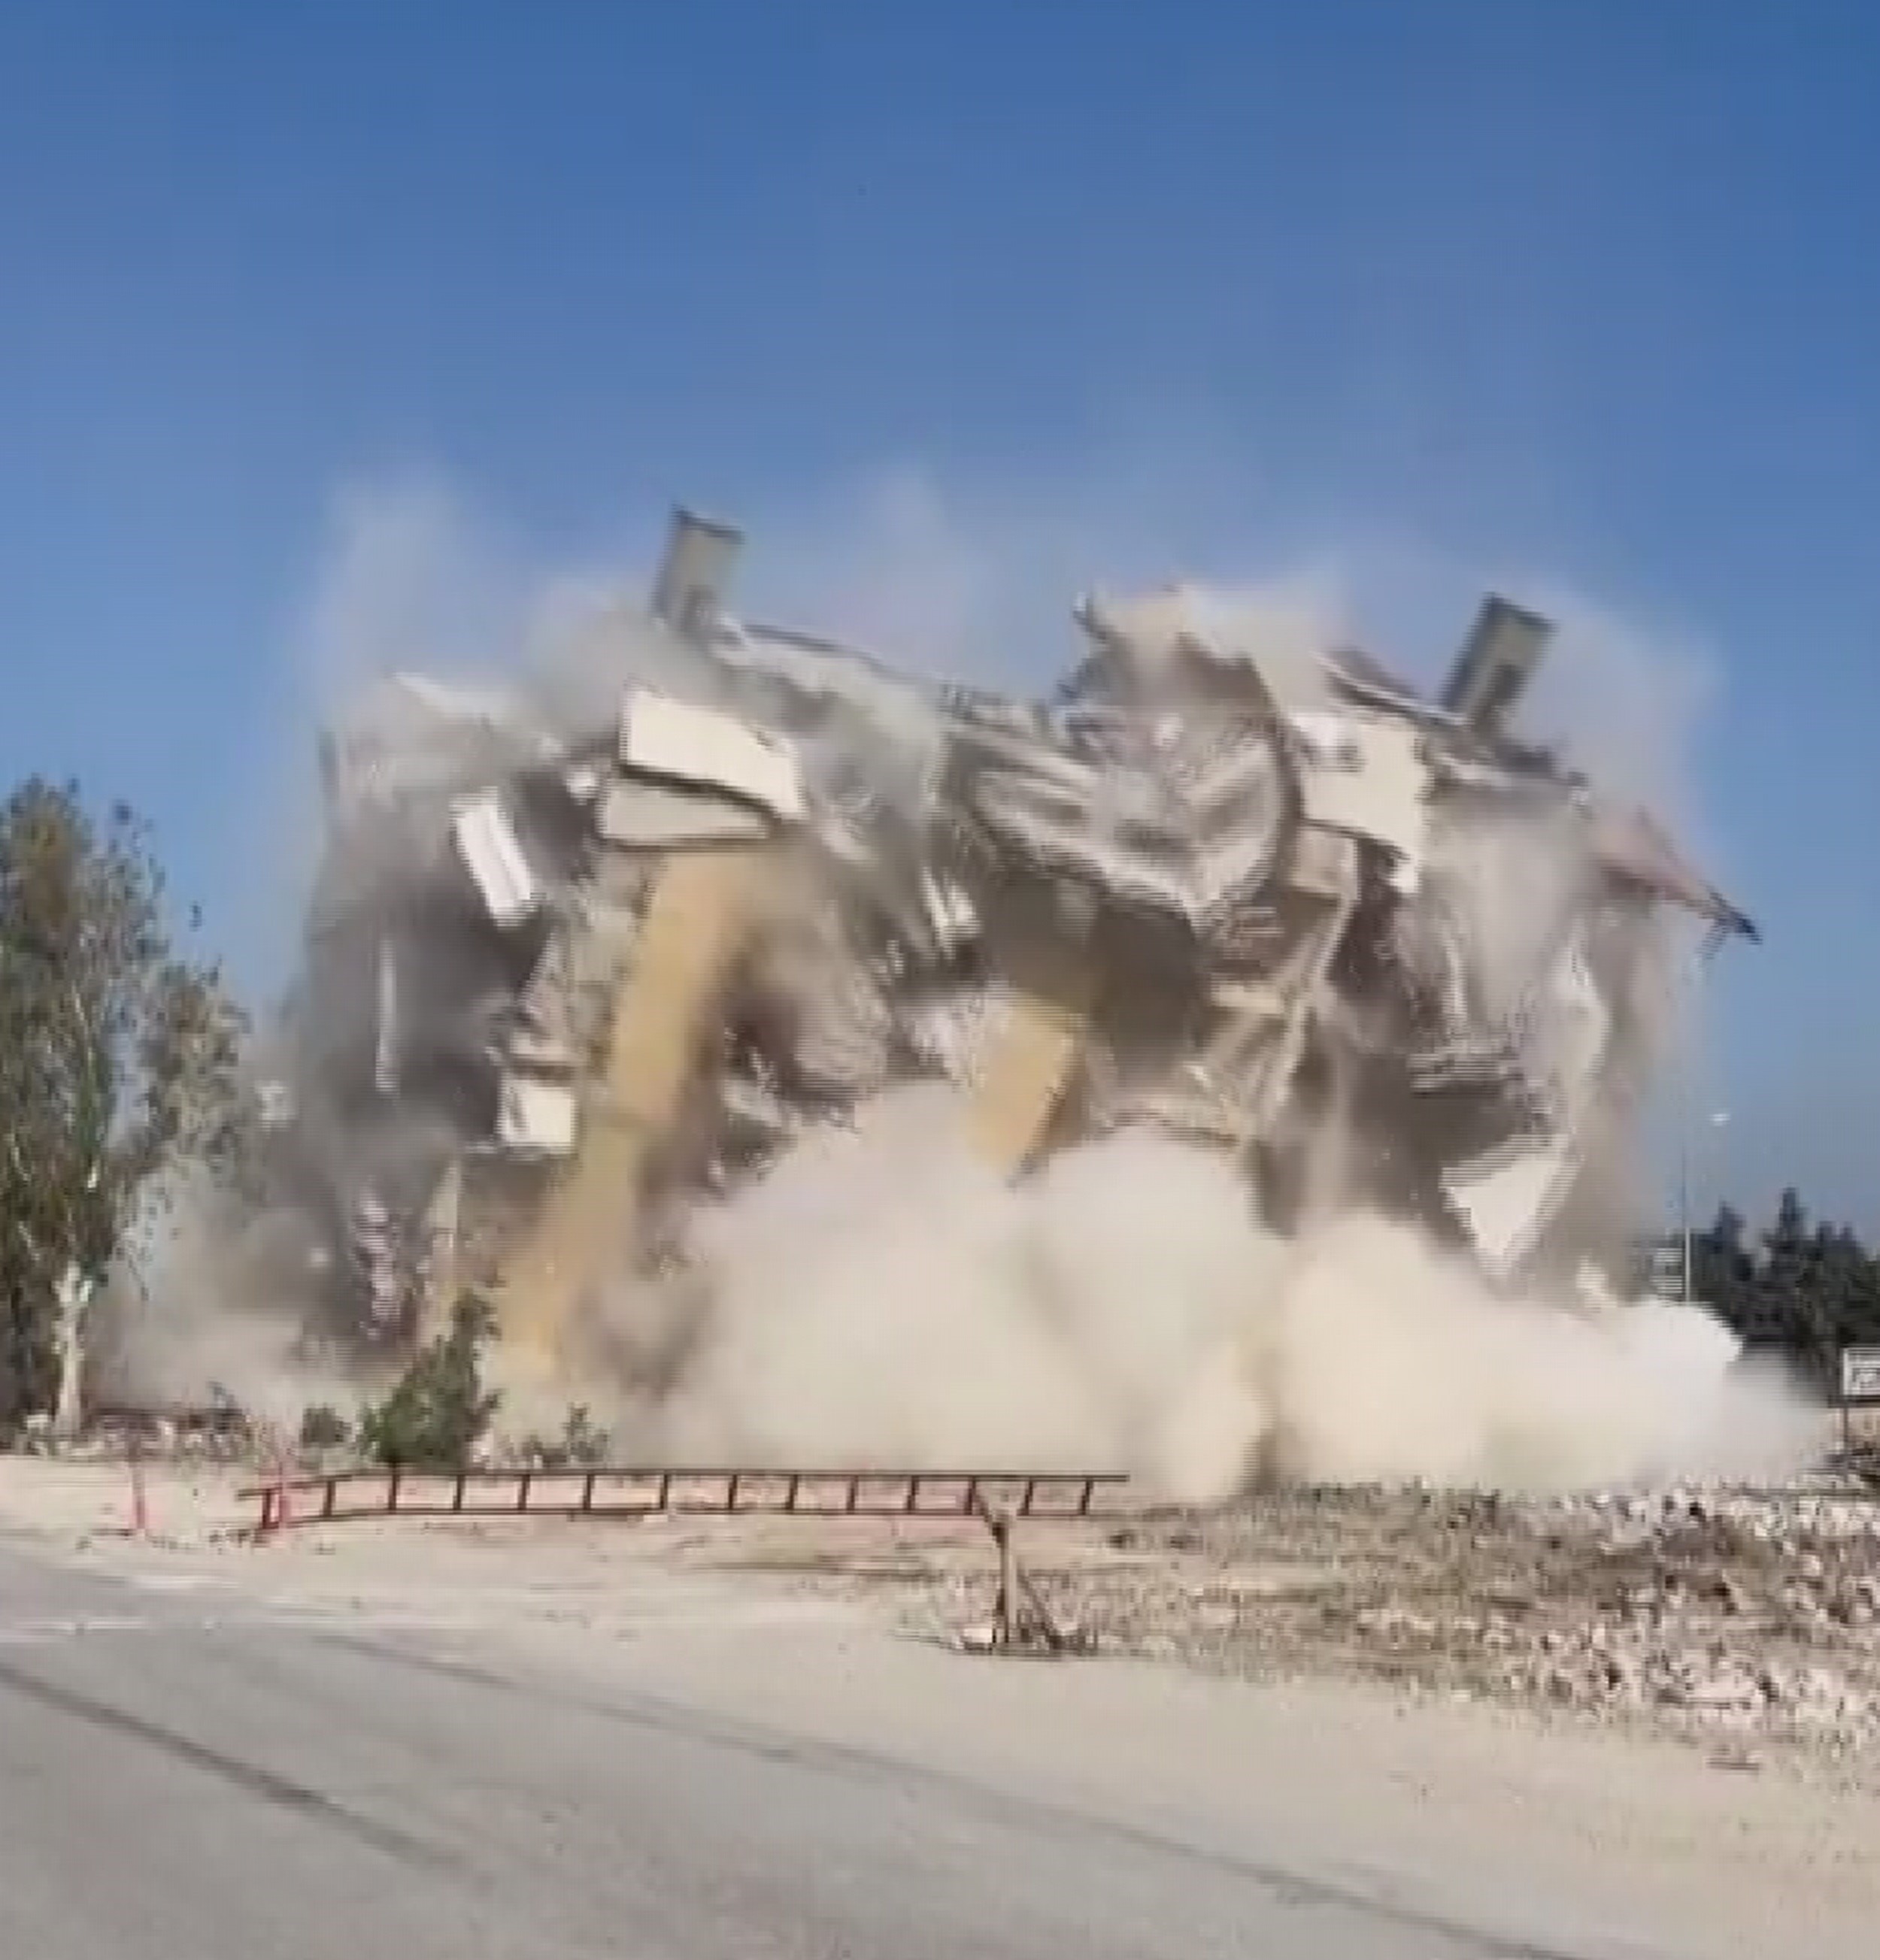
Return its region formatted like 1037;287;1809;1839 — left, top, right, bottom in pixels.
11;1454;1880;1955
553;1474;1874;1768
6;1453;1880;1773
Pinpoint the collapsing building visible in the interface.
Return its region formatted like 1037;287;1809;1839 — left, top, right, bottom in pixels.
261;510;1757;1374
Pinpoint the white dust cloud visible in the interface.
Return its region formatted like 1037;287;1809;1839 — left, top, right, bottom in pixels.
89;1175;361;1431
637;1089;1819;1501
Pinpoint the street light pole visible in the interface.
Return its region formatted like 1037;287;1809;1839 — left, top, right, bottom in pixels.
1677;925;1728;1304
1681;1107;1731;1304
1681;1115;1692;1304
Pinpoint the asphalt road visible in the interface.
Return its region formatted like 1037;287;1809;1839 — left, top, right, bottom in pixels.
0;1540;1668;1960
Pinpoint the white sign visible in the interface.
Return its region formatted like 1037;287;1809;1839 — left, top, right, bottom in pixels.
1841;1347;1880;1404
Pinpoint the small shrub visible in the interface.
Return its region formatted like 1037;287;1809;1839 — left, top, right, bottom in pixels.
559;1404;610;1468
298;1404;351;1453
519;1404;611;1471
356;1292;499;1471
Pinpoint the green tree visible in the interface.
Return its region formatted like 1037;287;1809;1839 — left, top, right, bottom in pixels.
0;779;247;1431
1752;1187;1826;1375
1691;1201;1755;1332
1694;1189;1880;1392
356;1293;499;1471
1809;1221;1880;1361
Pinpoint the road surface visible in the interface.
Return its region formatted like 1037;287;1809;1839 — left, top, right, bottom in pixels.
0;1537;1766;1958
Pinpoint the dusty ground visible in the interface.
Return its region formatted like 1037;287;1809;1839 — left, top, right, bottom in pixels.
605;1477;1880;1770
7;1452;1879;1771
9;1453;1880;1955
877;1485;1880;1741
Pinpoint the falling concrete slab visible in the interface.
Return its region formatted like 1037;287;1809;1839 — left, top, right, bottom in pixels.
497;1076;580;1156
620;688;804;823
1293;710;1430;875
451;792;541;929
1444;1136;1580;1284
596;778;776;850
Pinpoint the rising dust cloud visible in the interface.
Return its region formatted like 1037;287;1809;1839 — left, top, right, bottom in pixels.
146;465;1820;1500
635;1086;1818;1500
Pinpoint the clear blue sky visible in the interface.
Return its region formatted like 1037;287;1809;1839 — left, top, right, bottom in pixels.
2;3;1875;1227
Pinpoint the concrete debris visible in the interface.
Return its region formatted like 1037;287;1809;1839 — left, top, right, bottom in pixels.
618;688;804;823
496;1075;579;1157
594;778;775;850
823;1477;1880;1759
451;790;544;929
256;506;1757;1364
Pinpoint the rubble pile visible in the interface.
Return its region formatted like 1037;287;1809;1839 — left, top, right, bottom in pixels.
256;507;1756;1381
1488;1488;1880;1736
940;1481;1880;1752
720;1477;1880;1753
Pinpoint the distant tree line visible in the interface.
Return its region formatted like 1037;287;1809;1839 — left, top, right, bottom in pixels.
1687;1189;1880;1390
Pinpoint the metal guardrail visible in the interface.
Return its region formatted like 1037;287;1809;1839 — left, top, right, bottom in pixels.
241;1466;1129;1537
